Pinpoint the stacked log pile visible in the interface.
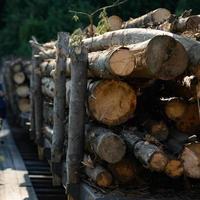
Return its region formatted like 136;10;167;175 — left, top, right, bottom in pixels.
3;58;31;123
29;8;200;192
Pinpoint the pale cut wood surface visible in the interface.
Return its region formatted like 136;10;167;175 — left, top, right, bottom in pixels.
0;123;38;200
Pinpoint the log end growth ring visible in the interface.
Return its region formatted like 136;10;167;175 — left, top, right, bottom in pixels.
96;171;113;187
88;80;137;126
97;133;126;163
146;35;188;80
109;48;135;77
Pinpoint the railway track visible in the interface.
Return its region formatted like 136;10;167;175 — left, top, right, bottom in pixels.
11;126;66;200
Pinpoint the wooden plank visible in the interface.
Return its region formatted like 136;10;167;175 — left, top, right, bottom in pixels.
0;124;38;200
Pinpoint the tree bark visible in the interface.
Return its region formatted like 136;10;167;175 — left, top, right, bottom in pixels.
85;125;126;163
43;101;53;125
51;32;69;186
33;54;44;148
66;44;88;200
159;15;200;33
41;77;55;98
41;35;188;80
181;143;200;178
83;155;113;187
123;8;171;29
121;129;168;172
13;72;26;84
83;28;200;66
108;158;137;184
43;125;53;142
16;85;30;97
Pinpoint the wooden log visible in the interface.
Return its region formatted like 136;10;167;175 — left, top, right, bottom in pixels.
51;33;69;186
165;159;184;178
176;103;200;134
41;77;55;98
33;54;44;148
16;85;30;97
13;72;26;84
40;35;188;80
83;155;112;187
12;63;22;72
123;8;171;29
18;98;31;113
181;143;200;178
108;15;123;31
82;28;200;66
85;125;126;163
164;98;187;120
108;159;137;184
143;120;169;141
121;130;168;172
43;101;53;125
43;125;53;142
160;15;200;33
66;44;88;200
88;80;137;126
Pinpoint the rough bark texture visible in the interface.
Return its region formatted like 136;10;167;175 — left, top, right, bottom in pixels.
83;28;200;66
66;44;88;200
88;80;137;126
85;125;126;163
123;8;171;29
43;125;53;142
83;155;113;187
181;143;200;178
121;130;168;172
51;32;69;186
33;54;43;147
43;101;53;125
41;77;55;98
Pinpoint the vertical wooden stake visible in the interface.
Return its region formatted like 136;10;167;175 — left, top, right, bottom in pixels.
33;53;44;160
66;45;88;200
51;32;69;185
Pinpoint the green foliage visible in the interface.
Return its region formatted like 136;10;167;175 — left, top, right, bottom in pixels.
70;28;84;46
96;9;110;35
0;0;198;58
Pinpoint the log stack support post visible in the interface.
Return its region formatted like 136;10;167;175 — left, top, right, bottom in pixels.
32;45;44;160
51;32;69;186
66;44;88;200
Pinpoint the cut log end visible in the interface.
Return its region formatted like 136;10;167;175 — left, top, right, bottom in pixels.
88;80;137;126
18;98;31;113
149;152;168;172
96;171;113;187
109;159;136;184
97;133;126;163
186;16;200;31
108;15;123;31
13;72;26;84
165;98;186;120
146;35;188;80
165;160;183;178
109;48;135;77
181;143;200;178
